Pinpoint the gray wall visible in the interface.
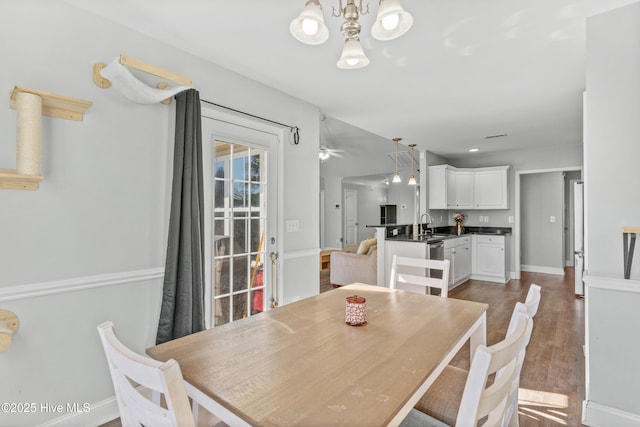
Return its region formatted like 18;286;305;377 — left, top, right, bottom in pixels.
583;2;640;423
520;172;565;272
343;183;388;243
0;2;319;425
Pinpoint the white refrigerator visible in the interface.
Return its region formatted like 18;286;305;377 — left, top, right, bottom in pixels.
574;181;584;295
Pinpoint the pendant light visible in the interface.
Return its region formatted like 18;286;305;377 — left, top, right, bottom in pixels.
408;144;417;186
392;137;402;183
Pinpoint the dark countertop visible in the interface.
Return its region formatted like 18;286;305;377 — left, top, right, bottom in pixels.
384;225;512;243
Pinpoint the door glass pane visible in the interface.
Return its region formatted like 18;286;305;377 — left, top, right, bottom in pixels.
212;140;267;327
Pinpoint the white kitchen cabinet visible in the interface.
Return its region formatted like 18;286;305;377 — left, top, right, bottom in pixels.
444;236;471;288
454;170;474;209
429;164;509;210
429;165;474;210
474;166;509;209
472;235;509;283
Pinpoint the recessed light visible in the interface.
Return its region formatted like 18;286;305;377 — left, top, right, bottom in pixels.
469;148;479;152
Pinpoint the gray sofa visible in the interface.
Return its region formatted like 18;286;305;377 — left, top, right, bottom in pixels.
329;243;377;287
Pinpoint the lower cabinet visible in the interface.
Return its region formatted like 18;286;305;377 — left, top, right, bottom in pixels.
472;235;509;283
444;236;471;289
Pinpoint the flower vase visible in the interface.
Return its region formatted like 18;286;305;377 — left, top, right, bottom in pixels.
457;222;462;236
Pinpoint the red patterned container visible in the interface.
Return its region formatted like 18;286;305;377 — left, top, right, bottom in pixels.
345;295;367;326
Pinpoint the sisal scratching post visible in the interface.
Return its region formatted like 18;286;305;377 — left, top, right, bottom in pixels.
16;91;42;176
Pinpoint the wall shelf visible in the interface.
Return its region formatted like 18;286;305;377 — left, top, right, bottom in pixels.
10;86;92;122
0;169;44;190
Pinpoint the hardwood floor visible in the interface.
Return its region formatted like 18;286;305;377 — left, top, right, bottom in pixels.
440;269;585;426
103;269;584;426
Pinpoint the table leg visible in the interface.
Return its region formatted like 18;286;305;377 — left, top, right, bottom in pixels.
470;311;487;360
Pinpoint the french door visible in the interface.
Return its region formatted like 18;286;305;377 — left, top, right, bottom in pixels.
201;107;281;328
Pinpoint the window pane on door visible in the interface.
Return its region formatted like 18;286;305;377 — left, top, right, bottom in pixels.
212;140;267;327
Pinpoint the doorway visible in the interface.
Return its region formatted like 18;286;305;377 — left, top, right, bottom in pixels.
344;189;358;246
201;107;282;327
515;167;582;279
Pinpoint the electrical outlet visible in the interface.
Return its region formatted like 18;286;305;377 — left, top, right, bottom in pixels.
479;215;484;223
550;216;556;223
508;216;514;223
484;216;489;223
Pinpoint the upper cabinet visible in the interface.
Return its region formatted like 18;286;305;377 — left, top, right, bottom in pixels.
474;166;509;209
429;165;510;210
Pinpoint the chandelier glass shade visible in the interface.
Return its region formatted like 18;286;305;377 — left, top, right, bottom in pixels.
289;0;330;45
337;38;370;69
290;0;413;69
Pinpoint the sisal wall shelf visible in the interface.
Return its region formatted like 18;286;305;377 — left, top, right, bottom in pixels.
1;86;92;191
10;86;92;121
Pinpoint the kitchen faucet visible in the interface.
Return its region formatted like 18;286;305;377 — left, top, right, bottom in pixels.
420;213;432;235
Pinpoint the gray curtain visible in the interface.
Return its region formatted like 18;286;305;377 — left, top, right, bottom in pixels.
156;89;205;345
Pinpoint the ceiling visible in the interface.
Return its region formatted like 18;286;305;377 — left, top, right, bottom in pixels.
65;0;635;163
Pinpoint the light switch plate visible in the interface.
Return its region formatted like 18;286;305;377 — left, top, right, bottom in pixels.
286;219;299;232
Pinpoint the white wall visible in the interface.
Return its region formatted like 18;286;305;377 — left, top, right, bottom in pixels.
321;176;343;249
0;2;319;425
583;2;640;424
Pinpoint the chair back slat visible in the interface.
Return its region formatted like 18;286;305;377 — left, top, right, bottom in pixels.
389;255;450;298
97;321;195;427
456;311;534;426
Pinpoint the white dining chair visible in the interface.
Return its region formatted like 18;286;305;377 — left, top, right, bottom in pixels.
401;310;534;427
409;285;542;427
506;284;541;336
389;255;450;297
97;321;195;427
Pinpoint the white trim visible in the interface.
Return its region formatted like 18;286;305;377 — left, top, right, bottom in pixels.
470;274;509;284
515;166;583;280
282;248;321;260
520;265;565;276
584;275;640;293
0;268;164;302
582;400;640;427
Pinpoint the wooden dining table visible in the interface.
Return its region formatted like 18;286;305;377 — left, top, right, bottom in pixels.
147;283;488;427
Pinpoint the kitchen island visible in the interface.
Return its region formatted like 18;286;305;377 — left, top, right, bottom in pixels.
370;224;512;289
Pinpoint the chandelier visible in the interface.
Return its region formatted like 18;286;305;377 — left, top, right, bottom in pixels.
289;0;414;70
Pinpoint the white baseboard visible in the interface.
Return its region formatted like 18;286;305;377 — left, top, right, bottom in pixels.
520;265;565;276
470;274;509;284
582;400;640;426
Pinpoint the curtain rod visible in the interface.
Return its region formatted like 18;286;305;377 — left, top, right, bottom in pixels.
201;99;300;145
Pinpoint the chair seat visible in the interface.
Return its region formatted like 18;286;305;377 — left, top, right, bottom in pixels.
400;408;450;427
414;365;468;426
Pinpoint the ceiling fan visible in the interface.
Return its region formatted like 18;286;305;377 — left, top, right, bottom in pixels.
319;145;344;161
